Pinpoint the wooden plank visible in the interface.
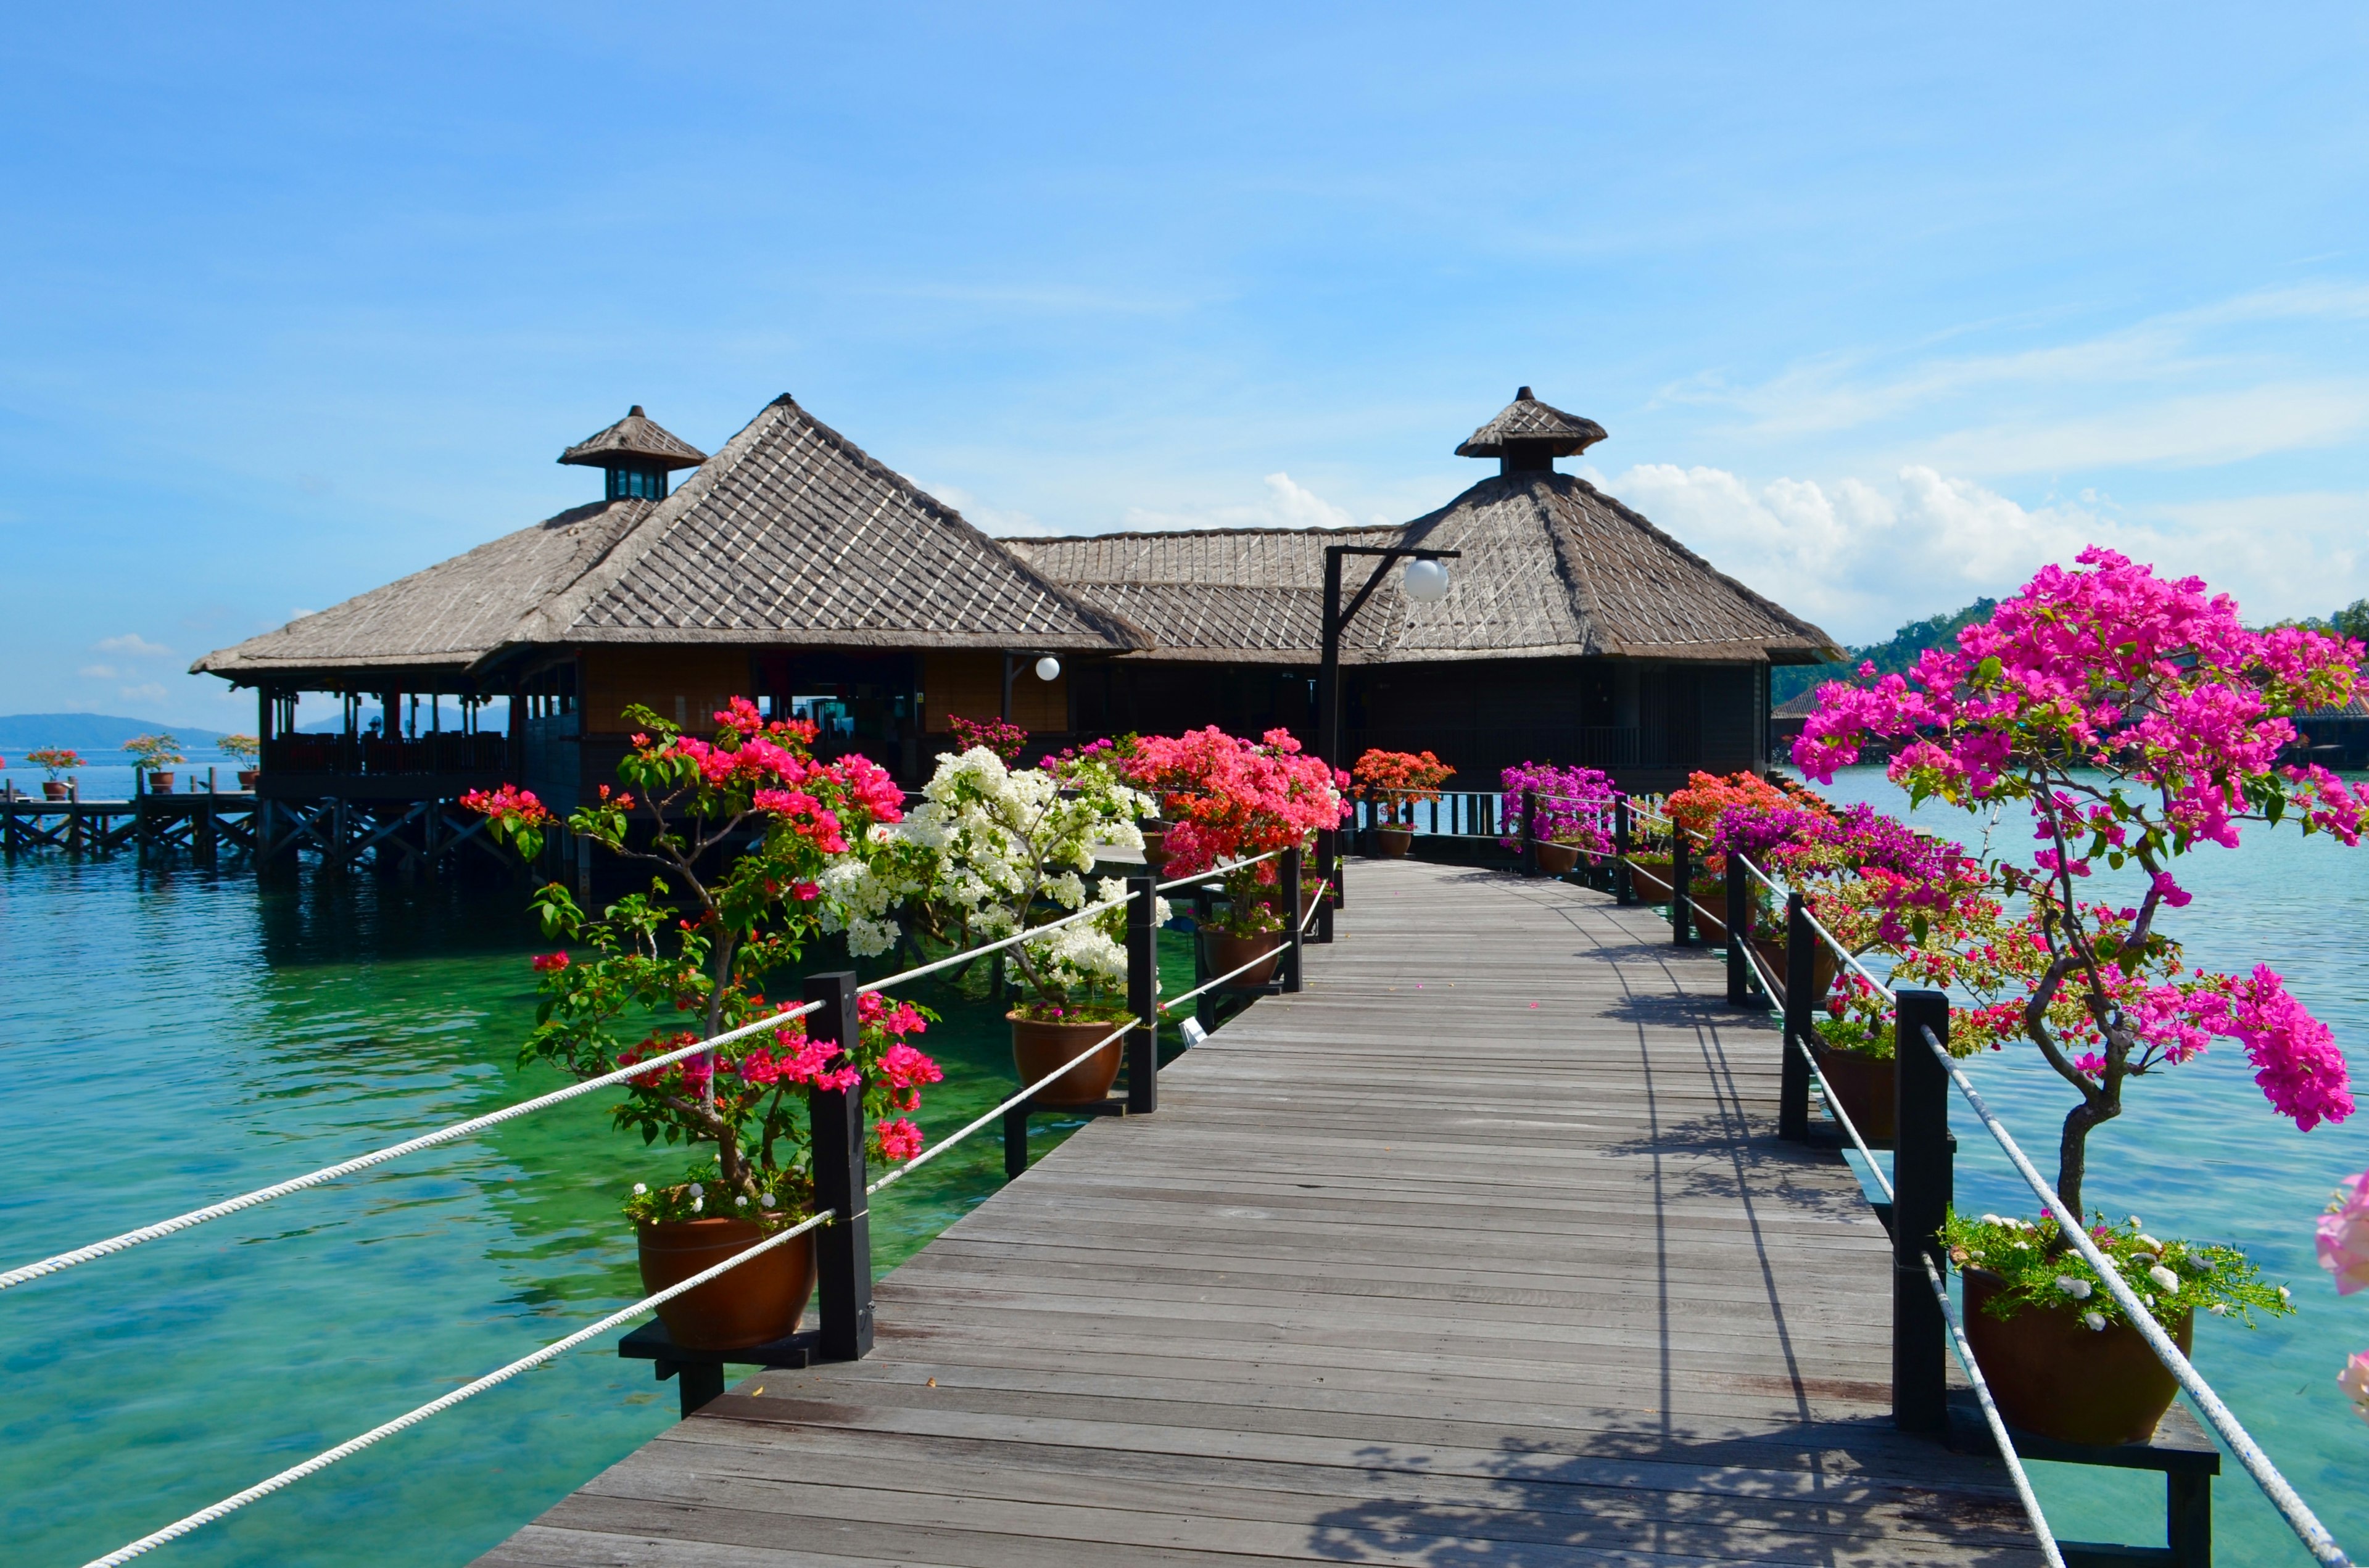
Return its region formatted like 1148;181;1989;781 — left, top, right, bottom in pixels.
479;860;2038;1566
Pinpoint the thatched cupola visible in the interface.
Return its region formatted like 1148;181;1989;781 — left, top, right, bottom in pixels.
1454;386;1606;476
560;405;709;500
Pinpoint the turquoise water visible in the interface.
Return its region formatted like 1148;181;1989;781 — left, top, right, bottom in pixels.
1801;767;2369;1561
0;855;1197;1567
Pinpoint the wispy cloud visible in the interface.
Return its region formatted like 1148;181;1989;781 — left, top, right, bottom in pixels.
1117;472;1389;534
118;682;168;703
78;663;120;679
93;632;173;657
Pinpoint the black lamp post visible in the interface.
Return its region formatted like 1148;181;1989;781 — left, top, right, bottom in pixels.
1312;543;1459;941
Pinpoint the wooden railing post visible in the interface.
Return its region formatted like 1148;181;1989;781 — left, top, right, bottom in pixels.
1281;846;1304;994
1892;988;1953;1435
1780;891;1813;1141
1724;849;1749;1005
1669;827;1693;946
1519;790;1537;877
1612;796;1632;905
1313;825;1336;943
1126;872;1159;1113
805;970;874;1361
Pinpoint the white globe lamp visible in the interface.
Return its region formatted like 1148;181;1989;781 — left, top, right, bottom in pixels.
1034;655;1062;681
1402;557;1452;603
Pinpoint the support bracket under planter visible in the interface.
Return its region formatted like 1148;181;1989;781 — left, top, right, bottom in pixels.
618;1320;822;1419
1003;1094;1130;1178
1946;1390;2219;1567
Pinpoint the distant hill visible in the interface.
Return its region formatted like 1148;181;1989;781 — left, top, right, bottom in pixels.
0;713;234;752
1771;600;1997;709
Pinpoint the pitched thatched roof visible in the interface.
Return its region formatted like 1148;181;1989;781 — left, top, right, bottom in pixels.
1455;387;1607;459
196;395;1143;681
559;405;708;471
1009;469;1840;666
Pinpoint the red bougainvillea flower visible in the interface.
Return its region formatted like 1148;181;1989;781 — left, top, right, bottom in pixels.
530;952;570;973
873;1117;925;1162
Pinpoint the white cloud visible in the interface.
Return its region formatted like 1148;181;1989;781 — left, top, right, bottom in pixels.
78;663;121;679
118;683;168;703
906;477;1043;537
94;632;173;657
1118;472;1389;534
1595;462;2369;644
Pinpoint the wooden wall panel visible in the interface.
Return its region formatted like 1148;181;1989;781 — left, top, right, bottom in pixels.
581;648;755;735
920;651;1070;733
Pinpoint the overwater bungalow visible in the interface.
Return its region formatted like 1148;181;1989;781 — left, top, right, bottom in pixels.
194;389;1837;858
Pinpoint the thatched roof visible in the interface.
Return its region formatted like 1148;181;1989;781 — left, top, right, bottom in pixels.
560;405;708;471
1455;387;1606;459
1008;469;1840;666
196;395;1143;682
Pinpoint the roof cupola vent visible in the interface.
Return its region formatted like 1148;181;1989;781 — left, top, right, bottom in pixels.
1455;387;1606;476
560;405;709;501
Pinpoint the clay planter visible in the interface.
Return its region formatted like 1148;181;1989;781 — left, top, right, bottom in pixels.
237;770;260;790
1626;856;1674;902
1010;1012;1125;1105
1689;886;1729;943
1374;827;1413;857
1809;1043;1895;1143
637;1218;815;1350
1754;937;1840;1012
42;781;68;801
1138;821;1173;873
1534;841;1582;876
1962;1269;2191;1445
149;772;176;794
1204;929;1283;990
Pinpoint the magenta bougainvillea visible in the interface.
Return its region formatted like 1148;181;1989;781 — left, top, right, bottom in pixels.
1792;547;2362;1218
1498;761;1616;858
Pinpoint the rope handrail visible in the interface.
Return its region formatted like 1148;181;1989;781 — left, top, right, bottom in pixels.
1727;851;1898;1004
867;1018;1138;1200
1917;1022;2354;1567
1739;939;2061;1564
80;1205;837;1567
0;998;828;1294
1300;878;1331;933
1160;944;1288;1015
1154;848;1279;893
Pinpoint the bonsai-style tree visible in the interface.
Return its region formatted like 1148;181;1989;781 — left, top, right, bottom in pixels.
1127;727;1346;939
1349;748;1453;826
218;734;261;765
123;733;184;774
24;747;83;782
465;698;930;1218
1796;547;2361;1223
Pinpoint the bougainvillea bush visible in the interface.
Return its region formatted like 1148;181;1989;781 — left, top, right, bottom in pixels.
1349;748;1454;826
1941;1212;2291;1332
945;714;1028;763
1127;727;1347;938
1793;547;2362;1223
23;746;81;782
2317;1168;2369;1423
465;697;925;1220
1498;761;1616;857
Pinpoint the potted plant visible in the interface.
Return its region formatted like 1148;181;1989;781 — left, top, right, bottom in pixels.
847;739;1158;1105
1127;727;1346;989
468;696;927;1348
1498;761;1615;875
1350;748;1453;857
219;733;262;789
124;733;184;794
1796;547;2359;1443
1662;771;1794;939
25;747;81;802
946;713;1029;763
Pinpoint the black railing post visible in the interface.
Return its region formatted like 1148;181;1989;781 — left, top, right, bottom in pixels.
1126;872;1159;1113
1613;796;1633;905
1724;849;1748;1005
1669;827;1692;946
1780;891;1813;1141
1281;846;1304;994
1519;789;1537;877
804;970;874;1361
1314;824;1336;942
1892;988;1953;1435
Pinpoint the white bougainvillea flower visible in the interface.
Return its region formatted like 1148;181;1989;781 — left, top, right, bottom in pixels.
2056;1276;2092;1300
2149;1265;2180;1292
2138;1234;2164;1252
688;1182;704;1198
2209;1303;2230;1316
633;1182;648;1195
2084;1311;2107;1331
735;1194;749;1207
691;1196;703;1213
759;1192;776;1209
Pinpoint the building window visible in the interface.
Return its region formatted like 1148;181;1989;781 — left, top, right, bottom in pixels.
606;466;670;501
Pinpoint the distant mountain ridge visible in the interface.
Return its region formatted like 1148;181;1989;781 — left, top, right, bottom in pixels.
0;713;234;752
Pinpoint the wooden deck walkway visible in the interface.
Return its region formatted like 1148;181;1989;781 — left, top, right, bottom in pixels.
481;859;2041;1567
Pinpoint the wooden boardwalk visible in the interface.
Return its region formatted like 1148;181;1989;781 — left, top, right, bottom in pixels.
482;860;2040;1567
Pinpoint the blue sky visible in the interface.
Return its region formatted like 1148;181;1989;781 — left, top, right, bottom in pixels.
4;4;2367;727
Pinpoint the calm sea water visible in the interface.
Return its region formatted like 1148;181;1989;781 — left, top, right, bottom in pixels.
1802;766;2369;1561
0;854;1197;1568
2;780;2363;1566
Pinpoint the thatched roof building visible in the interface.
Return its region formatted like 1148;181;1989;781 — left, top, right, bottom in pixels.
199;387;1836;805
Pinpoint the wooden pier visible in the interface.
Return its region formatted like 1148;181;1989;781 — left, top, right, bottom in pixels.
481;859;2041;1566
0;791;257;860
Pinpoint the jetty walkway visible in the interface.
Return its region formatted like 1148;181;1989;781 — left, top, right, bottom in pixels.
481;859;2040;1566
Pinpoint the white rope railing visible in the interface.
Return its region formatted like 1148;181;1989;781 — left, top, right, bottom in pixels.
1154;848;1280;893
1300;878;1331;933
0;999;827;1294
866;1018;1139;1200
80;1206;837;1567
1919;1023;2354;1567
1161;946;1288;1015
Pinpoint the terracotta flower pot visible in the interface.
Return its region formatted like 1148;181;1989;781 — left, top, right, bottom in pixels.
1204;929;1282;989
237;770;260;790
1962;1268;2190;1445
1810;1042;1895;1143
1689;886;1728;943
637;1218;815;1351
149;772;176;794
1010;1012;1125;1105
1138;825;1172;873
1534;841;1581;875
42;781;68;801
1754;937;1840;1012
1375;827;1413;857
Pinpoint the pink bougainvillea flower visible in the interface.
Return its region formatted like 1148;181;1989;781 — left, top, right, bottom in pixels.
874;1117;925;1162
2319;1172;2369;1295
2340;1352;2369;1425
2204;966;2355;1131
530;952;570;973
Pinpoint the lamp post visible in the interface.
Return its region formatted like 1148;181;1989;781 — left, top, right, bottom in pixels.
1313;543;1459;942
